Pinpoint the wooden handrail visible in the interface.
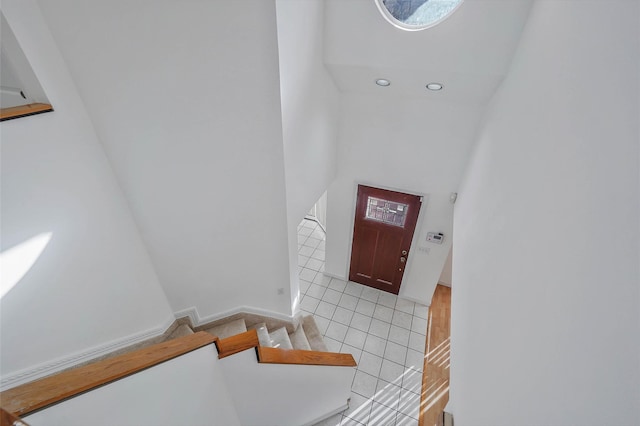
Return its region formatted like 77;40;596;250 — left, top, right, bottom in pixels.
0;408;29;426
0;332;216;416
214;329;259;358
0;103;53;121
214;329;356;367
1;328;355;417
257;347;357;367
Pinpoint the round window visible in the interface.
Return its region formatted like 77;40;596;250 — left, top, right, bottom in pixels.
375;0;463;31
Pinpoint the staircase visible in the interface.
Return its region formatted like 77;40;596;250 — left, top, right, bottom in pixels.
208;314;355;426
102;312;330;357
1;313;353;426
200;315;328;353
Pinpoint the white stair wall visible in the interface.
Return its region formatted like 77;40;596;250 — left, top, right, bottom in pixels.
219;347;355;426
23;345;241;426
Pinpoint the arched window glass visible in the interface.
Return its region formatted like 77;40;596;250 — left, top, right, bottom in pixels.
375;0;463;31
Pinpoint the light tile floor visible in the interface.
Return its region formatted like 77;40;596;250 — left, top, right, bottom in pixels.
298;219;427;426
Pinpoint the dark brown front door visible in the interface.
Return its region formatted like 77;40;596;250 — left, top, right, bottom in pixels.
348;185;421;294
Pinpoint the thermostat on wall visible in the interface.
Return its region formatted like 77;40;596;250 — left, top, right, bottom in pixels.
426;232;444;244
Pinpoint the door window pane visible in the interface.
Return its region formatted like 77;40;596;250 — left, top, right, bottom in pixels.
365;197;408;227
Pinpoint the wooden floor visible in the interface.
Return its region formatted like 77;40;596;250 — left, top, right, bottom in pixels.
418;284;451;426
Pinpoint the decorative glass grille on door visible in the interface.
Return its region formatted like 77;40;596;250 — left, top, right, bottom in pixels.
365;196;408;227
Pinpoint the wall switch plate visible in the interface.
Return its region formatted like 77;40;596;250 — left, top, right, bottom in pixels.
426;232;444;244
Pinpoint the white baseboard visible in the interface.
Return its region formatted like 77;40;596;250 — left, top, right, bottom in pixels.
173;307;200;326
397;292;430;306
321;271;348;282
174;305;295;328
0;315;175;391
304;216;327;233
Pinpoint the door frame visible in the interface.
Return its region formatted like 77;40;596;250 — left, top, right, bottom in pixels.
344;181;428;293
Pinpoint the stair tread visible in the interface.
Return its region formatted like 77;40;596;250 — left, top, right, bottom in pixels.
289;324;311;351
248;322;272;347
166;324;194;340
301;315;328;352
204;318;247;339
269;327;293;350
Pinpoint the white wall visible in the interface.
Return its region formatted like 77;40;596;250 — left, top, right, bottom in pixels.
220;348;354;426
438;247;452;287
314;191;328;230
0;13;49;108
276;0;340;225
24;345;241;426
0;0;173;383
36;0;293;319
275;0;340;313
324;94;482;305
449;1;640;424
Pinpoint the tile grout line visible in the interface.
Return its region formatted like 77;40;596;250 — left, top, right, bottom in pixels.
298;218;423;425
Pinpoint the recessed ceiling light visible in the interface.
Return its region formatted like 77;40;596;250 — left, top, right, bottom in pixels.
426;82;443;91
375;78;391;87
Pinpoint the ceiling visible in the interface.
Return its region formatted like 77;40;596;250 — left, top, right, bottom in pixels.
323;0;534;104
